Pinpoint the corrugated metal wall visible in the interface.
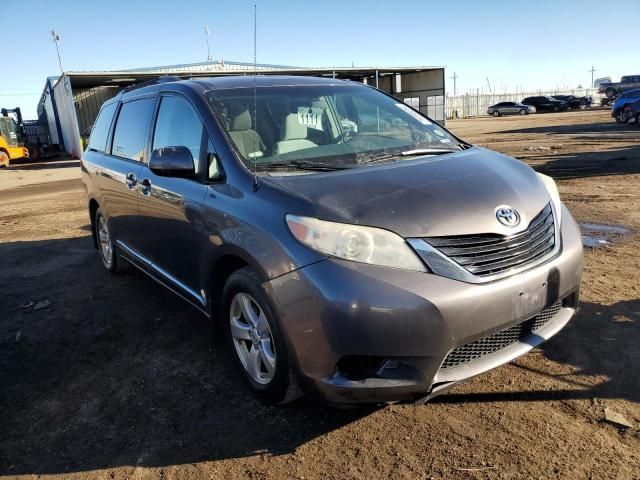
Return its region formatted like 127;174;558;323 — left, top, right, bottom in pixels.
73;86;120;135
53;76;82;158
41;88;60;145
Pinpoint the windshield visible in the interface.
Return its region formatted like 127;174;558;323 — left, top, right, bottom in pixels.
205;84;462;172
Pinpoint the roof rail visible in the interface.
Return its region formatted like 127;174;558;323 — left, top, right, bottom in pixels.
120;75;183;94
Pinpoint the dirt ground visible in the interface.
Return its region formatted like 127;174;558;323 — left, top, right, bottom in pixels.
1;109;639;479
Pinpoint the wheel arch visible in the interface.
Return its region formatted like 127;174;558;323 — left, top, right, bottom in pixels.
205;246;269;319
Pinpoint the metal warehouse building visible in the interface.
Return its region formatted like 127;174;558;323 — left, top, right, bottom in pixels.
37;61;445;158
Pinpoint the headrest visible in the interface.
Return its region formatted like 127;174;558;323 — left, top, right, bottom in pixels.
231;110;252;131
283;113;308;140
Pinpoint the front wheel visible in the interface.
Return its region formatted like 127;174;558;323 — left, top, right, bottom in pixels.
0;151;9;168
614;110;627;124
492;110;500;117
519;109;528;115
223;267;302;404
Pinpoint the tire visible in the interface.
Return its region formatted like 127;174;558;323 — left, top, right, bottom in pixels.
553;106;559;112
94;208;129;274
519;109;528;115
223;267;302;404
614;110;627;124
605;88;617;99
579;102;587;110
492;110;500;117
0;151;9;168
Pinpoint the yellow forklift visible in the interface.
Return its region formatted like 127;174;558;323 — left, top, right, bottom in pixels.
0;108;29;167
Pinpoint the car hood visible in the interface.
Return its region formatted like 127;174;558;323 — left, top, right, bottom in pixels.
264;147;551;238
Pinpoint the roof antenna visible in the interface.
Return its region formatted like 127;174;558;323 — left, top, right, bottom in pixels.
252;3;259;190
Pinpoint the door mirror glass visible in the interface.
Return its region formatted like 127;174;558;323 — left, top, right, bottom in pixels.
149;146;195;177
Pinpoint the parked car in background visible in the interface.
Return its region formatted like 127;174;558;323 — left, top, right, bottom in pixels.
487;102;536;117
612;89;640;123
551;95;592;110
598;75;640;99
522;96;569;113
82;75;583;406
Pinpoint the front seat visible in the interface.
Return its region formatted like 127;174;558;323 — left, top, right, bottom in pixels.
275;114;318;155
228;110;265;158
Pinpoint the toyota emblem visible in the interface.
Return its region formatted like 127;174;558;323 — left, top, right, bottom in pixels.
496;206;520;227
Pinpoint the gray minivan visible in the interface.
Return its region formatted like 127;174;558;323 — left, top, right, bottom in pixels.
82;76;583;405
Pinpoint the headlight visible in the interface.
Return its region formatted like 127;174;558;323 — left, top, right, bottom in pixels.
537;173;562;225
286;215;427;272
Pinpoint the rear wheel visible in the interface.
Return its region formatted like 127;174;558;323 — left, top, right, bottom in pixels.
223;267;302;404
27;146;40;160
94;208;128;274
519;109;528;115
492;110;500;117
0;151;9;168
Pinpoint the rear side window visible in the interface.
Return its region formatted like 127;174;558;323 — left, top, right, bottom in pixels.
152;96;204;170
111;98;155;161
88;103;117;152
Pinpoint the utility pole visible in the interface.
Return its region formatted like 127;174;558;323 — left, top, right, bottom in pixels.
51;29;64;73
589;66;596;88
449;72;458;96
204;26;212;62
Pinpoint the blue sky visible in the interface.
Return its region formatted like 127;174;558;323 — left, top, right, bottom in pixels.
2;0;638;119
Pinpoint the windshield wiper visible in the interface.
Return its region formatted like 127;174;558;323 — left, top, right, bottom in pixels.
400;148;460;156
359;147;459;164
256;160;351;172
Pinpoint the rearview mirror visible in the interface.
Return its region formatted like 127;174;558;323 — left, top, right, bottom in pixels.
149;146;195;177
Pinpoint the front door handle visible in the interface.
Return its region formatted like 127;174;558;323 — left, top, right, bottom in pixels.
125;172;138;190
139;178;152;196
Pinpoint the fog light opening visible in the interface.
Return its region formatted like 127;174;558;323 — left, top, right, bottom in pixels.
336;355;386;381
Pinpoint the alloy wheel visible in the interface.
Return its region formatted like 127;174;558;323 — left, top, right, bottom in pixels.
229;292;277;385
97;215;113;266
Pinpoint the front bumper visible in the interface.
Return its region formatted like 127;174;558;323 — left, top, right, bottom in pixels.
265;204;583;404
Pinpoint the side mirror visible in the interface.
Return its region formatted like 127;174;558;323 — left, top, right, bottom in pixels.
149;146;195;177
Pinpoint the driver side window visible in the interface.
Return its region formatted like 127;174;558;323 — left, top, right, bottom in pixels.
153;96;204;173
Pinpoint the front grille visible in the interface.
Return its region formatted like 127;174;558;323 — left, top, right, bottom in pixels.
424;203;555;277
440;300;563;370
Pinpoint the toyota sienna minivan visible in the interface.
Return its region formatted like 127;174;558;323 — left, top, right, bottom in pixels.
82;75;583;405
